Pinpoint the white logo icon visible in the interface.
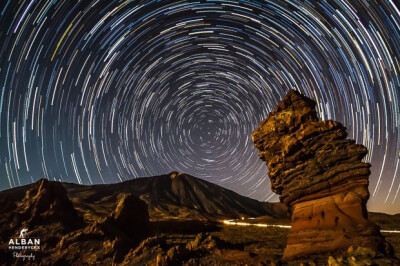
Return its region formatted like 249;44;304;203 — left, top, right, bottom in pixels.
19;228;28;238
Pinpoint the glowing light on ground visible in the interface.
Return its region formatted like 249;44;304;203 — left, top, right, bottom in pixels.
222;219;400;233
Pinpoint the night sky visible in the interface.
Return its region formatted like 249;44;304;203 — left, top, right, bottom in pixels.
0;0;399;214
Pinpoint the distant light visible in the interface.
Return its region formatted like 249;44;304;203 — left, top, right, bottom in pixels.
222;219;399;232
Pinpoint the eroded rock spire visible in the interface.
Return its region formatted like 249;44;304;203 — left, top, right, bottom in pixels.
252;90;392;258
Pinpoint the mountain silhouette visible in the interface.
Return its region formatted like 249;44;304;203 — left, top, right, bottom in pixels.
64;171;288;221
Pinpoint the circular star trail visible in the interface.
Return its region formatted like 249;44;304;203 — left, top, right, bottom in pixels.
0;0;399;213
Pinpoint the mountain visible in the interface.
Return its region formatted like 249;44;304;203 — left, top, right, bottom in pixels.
0;172;288;265
63;171;289;221
0;173;398;265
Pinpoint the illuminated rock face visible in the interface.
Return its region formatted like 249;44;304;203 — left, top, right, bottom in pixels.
252;90;392;258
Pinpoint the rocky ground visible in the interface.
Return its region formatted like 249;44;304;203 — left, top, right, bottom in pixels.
215;219;400;265
0;176;399;265
0;175;288;265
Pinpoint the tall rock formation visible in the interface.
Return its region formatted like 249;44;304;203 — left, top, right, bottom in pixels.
251;90;392;258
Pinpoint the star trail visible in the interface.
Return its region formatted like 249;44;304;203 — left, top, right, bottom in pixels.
0;0;399;213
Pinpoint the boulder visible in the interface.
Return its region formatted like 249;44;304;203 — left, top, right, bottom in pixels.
111;193;150;241
14;179;82;231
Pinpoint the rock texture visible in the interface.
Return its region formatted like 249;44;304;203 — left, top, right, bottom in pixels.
0;175;288;265
252;90;393;258
0;179;152;265
45;192;152;264
110;193;150;240
16;179;83;231
0;179;83;244
1;173;398;264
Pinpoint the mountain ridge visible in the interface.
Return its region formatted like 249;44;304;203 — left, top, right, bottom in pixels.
63;171;289;221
